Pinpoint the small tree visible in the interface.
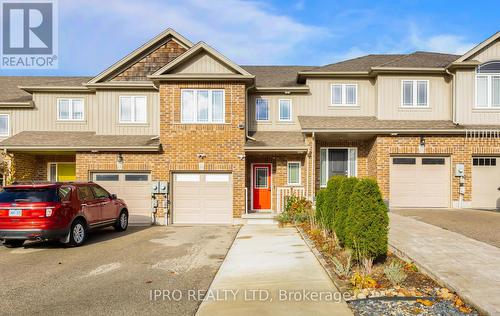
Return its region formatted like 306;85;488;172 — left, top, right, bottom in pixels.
345;178;388;259
334;177;359;246
323;176;345;233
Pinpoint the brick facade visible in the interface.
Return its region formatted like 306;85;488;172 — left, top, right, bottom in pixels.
4;153;75;183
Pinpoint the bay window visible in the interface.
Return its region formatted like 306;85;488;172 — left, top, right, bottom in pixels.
181;89;225;123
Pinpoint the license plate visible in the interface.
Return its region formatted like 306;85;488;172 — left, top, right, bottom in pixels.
9;209;22;217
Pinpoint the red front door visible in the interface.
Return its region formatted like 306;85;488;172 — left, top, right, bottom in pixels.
252;164;271;210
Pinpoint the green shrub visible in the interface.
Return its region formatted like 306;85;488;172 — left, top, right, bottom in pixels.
315;189;327;226
334;177;359;246
278;195;312;224
322;176;345;232
345;178;388;259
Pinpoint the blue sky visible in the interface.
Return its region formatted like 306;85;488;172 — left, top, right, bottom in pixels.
1;0;499;76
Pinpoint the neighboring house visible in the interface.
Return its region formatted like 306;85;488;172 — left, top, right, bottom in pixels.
0;28;499;225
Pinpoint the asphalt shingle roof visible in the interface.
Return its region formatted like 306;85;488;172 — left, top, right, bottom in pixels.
0;76;90;102
241;66;313;87
0;131;160;150
245;131;307;148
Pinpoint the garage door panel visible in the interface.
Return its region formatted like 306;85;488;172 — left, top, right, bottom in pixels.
390;157;450;208
472;157;500;209
173;173;233;224
92;172;152;225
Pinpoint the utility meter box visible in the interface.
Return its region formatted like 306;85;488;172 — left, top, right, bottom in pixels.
159;181;169;194
151;181;160;194
455;164;465;177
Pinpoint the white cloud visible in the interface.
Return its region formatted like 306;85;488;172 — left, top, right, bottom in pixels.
406;25;476;55
60;0;327;68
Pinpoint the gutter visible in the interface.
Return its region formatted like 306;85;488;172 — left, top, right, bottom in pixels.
244;147;308;153
18;86;91;93
300;129;467;134
0;146;160;152
0;101;34;108
245;83;256;141
253;86;310;93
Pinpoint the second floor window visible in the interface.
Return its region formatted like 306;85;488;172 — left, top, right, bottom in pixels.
181;89;225;123
256;98;269;121
476;61;500;108
120;96;147;123
402;80;428;107
279;99;292;121
0;114;9;137
57;98;84;121
331;84;357;106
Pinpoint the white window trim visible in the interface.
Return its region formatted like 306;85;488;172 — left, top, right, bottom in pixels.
278;99;292;122
400;80;429;108
119;95;148;124
180;89;225;124
475;73;500;109
0;114;9;137
319;147;358;188
330;83;358;106
57;98;85;121
287;161;301;186
255;98;270;121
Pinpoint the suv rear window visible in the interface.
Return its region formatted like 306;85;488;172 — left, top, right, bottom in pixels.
0;188;60;203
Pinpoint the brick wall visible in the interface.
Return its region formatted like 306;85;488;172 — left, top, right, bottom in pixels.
246;153;307;212
373;135;500;204
5;153;75;183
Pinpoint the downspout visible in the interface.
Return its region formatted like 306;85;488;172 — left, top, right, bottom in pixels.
245;84;256;141
311;132;316;200
446;68;457;124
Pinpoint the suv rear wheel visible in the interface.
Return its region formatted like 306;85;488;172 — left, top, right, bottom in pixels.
3;240;25;248
68;219;87;247
114;210;128;232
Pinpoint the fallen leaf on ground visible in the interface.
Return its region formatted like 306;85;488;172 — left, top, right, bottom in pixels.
416;299;434;307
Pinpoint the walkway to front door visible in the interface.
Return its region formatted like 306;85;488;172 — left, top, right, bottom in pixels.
196;225;352;316
252;163;271;211
389;213;500;315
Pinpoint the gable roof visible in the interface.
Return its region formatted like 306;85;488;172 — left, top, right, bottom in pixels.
455;31;500;63
149;42;253;78
88;28;194;84
0;76;91;103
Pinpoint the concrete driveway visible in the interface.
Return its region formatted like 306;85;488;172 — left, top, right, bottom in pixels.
391;208;500;247
0;225;239;316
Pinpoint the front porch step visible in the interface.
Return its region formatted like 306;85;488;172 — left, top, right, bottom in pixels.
240;213;279;225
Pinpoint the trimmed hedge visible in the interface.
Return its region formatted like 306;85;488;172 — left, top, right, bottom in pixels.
318;176;344;232
333;177;359;246
345;178;389;259
315;189;327;226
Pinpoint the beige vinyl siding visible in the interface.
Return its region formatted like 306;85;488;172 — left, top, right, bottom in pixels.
455;69;500;124
248;93;303;131
377;74;452;120
171;52;234;74
0;92;96;138
2;90;159;138
307;78;376;116
468;40;500;62
94;90;159;135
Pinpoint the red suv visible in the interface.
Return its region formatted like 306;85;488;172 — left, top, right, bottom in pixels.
0;182;129;247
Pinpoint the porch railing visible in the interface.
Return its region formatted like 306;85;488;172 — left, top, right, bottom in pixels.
276;186;305;213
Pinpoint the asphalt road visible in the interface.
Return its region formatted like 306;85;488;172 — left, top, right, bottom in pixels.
0;225;240;316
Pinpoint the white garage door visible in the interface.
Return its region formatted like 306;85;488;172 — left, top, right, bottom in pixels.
472;157;500;209
390;157;450;208
173;173;233;224
92;172;152;225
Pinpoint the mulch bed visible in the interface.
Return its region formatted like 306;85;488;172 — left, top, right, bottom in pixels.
295;222;479;316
